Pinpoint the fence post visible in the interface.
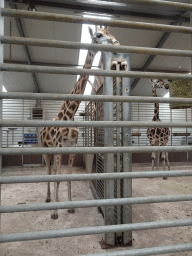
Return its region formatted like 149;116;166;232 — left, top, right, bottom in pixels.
0;0;4;229
103;52;115;246
122;53;132;245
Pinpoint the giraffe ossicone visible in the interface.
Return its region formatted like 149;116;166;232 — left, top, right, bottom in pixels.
40;26;121;219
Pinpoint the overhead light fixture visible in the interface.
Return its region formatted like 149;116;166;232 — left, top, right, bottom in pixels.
27;4;37;12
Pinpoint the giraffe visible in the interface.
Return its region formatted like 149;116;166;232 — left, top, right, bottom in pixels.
147;79;171;179
40;26;120;219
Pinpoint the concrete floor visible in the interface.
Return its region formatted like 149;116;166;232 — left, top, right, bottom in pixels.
1;163;192;256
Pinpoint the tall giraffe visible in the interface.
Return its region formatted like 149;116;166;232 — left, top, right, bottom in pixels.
147;79;171;178
40;26;120;219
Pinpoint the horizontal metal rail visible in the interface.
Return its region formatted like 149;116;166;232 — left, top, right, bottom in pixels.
111;0;192;12
1;92;192;104
80;243;192;256
2;8;192;34
0;218;192;243
1;170;192;184
2;36;192;58
1;194;192;213
1;170;191;184
1;120;192;128
0;145;192;155
1;63;192;80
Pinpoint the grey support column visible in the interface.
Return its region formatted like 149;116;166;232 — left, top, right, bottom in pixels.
0;0;4;229
122;54;132;245
103;52;115;246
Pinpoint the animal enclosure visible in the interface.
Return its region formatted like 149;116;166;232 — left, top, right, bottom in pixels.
1;0;192;255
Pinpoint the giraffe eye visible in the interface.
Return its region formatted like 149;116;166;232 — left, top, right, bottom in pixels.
97;33;103;38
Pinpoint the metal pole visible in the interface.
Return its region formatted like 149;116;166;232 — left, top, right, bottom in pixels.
0;170;192;184
2;92;192;105
121;53;132;245
115;61;121;234
0;0;3;230
2;8;192;34
0;218;192;243
3;36;192;58
1;194;192;214
81;243;192;256
2;119;192;128
1;63;192;80
103;52;115;246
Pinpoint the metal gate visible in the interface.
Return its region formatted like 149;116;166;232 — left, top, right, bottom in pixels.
1;0;192;255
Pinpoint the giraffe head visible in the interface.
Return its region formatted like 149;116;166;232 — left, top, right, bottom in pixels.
88;26;120;45
150;79;172;90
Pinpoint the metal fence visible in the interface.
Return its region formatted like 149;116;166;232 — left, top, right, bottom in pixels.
1;0;192;255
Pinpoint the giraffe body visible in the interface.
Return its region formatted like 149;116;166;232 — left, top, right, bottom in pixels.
40;26;120;219
147;79;171;177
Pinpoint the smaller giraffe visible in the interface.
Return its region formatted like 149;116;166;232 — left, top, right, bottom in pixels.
147;79;171;178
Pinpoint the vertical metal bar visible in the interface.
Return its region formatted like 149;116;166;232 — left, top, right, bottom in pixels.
0;0;4;229
115;63;121;232
171;109;173;146
103;52;115;246
122;53;132;245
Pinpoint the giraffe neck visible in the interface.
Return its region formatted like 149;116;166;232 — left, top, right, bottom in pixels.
56;50;96;121
152;87;160;122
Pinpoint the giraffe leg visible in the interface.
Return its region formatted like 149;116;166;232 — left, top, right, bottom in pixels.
160;142;168;180
166;152;171;171
150;141;156;173
51;154;62;220
156;152;160;171
151;152;155;172
67;154;76;214
43;154;52;203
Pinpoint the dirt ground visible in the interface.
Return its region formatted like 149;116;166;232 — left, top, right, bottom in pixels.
1;163;192;256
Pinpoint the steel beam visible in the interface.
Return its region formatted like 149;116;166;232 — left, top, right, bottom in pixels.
81;243;192;256
0;0;3;231
1;63;192;80
2;36;192;58
0;218;192;243
131;19;182;90
103;51;115;246
8;0;40;92
121;53;132;245
1;194;192;213
2;92;192;104
0;145;192;155
1;120;192;128
1;170;192;184
2;8;192;34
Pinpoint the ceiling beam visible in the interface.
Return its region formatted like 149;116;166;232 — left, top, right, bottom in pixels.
131;17;183;91
8;0;41;93
7;0;190;22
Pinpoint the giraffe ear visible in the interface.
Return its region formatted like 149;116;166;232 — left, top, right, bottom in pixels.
88;26;94;38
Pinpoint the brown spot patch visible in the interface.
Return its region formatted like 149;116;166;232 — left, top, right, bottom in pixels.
69;102;77;111
66;111;73;120
71;129;79;139
50;129;55;137
62;128;69;137
43;142;49;147
58;111;64;120
56;131;61;138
